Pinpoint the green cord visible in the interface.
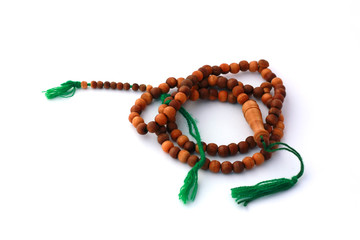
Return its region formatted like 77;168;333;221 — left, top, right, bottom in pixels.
43;80;82;99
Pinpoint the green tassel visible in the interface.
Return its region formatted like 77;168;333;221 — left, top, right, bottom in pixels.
160;94;206;204
43;80;82;99
231;136;304;206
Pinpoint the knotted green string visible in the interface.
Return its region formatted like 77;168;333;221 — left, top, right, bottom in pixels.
43;80;82;99
161;94;206;204
231;136;304;206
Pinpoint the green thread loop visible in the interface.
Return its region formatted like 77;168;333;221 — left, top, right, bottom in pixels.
231;136;304;206
160;94;206;204
43;80;82;99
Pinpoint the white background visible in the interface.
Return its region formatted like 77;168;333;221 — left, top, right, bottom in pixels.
1;0;359;239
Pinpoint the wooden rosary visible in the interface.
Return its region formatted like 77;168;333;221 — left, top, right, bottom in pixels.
44;59;304;206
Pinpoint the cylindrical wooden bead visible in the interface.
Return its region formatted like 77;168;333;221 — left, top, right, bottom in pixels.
242;100;270;146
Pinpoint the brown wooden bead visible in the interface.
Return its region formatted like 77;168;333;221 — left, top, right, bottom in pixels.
207;143;218;156
243;157;255;169
170;129;182;141
156;126;167;136
249;61;258;72
169;146;180;159
146;84;153;92
260;149;272;160
237;93;249;104
97;81;104;89
174;92;187;104
212;66;222;76
218;90;228;102
238;141;249;153
199;79;209;88
220;63;230;74
261;68;271;78
90;81;97;88
162;140;174;153
202;65;213;76
264;123;272;134
158;83;170;93
192;71;203;81
136;123;148;135
139;84;146;92
264;71;276;82
261;93;272;105
155;113;168;126
178;150;190;163
269;107;281;117
183;141;195;153
123;82;130;90
271;99;283;109
132;116;144;128
239;60;249;71
188;155;199;167
217;76;228;89
253;87;264;98
199;88;209;99
187;75;198;85
135;98;147;110
177;135;189;147
104;81;110;89
227;78;238;90
227;92;237;104
147;121;159;133
266;114;279;126
158;104;167;114
131;83;139;91
221;161;233;174
169;100;181;111
166;77;177;88
179;86;191;97
276;121;285;130
141;92;153;105
272;128;284;139
218;145;230;157
190;89;199;101
230;63;240;74
109;82;116;89
232;85;244;97
271;77;283;87
130;105;142;114
150;87;162;99
233;161;245;173
166;122;177;132
201;158;211;170
196;142;206;154
117;82;123;90
253;152;265;165
209;160;221;173
128;112;140;123
163;106;176;121
157;133;170;144
244;84;253;95
228;143;239;156
258;59;269;68
209;89;218;100
180;79;193;89
81;81;88;89
279;114;284;121
246;136;257;148
273;93;285;102
208;75;218;86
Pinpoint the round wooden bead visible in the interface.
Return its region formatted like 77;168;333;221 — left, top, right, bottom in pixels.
258;59;269;68
117;82;123;90
227;92;237;104
220;63;230;74
132;116;144;128
233;161;245;173
237;93;249;105
269;107;281;117
190;89;199;101
110;82;117;89
90;81;97;88
199;88;209;99
207;143;218;156
155;113;168;126
218;145;229;157
174;92;187;104
227;78;238;90
162;140;174;153
150;87;162;99
276;121;285;130
123;83;130;90
244;85;254;95
212;66;222;76
266;114;279;126
169;100;181;111
271;77;283;87
209;89;218;100
249;61;258;72
217;76;228;89
177;135;189;147
188;155;199;167
228;143;239;156
243;157;255;169
81;81;88;89
169;146;180;159
272;128;284;139
239;60;249;71
221;161;233;174
253;152;265;165
157;133;170;144
158;83;170;93
136;123;148;135
131;83;139;91
253;87;264;98
170;129;182;141
147;121;159;133
130;105;142;114
104;81;110;89
271;99;283;109
260;149;272;160
261;93;272;105
163;106;176;121
167;122;178;132
135;98;147;110
141;92;153;105
178;150;190;163
238;141;249;153
218;90;228;102
166;77;177;88
183;141;195;153
232;85;244;97
246;136;257;148
230;63;240;74
97;81;104;88
201;158;211;170
209;160;221;173
192;71;203;81
208;75;218;86
139;84;146;92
